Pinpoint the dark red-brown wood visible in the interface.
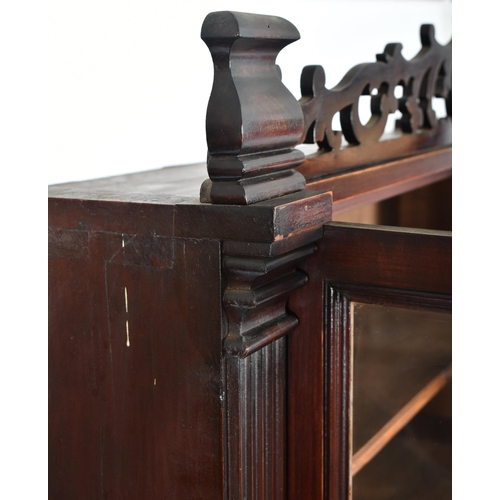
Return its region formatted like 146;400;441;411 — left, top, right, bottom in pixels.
306;147;451;215
49;9;452;500
320;222;451;294
201;11;306;204
288;222;451;500
200;13;451;205
49;227;224;499
299;25;451;160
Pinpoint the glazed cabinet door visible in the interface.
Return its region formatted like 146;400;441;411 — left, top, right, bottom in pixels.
288;222;451;500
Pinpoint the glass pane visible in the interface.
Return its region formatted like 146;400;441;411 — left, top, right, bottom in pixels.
351;303;451;499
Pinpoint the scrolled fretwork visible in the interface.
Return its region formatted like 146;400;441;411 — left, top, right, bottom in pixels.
299;25;451;168
200;13;451;202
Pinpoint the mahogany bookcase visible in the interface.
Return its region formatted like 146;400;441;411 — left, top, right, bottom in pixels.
48;11;452;499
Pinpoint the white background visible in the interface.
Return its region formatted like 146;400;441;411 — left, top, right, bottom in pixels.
48;0;452;185
3;2;499;499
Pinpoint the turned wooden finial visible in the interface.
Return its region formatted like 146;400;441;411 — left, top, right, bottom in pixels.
200;11;306;205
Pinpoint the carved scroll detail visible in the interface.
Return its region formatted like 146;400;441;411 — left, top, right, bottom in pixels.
200;14;451;202
299;25;451;158
222;243;316;498
223;244;315;357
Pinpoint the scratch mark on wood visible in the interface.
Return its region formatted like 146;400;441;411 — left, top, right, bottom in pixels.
103;260;117;408
106;234;136;264
124;286;130;346
154;378;157;385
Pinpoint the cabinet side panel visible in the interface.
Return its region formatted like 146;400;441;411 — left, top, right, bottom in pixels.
49;229;223;499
